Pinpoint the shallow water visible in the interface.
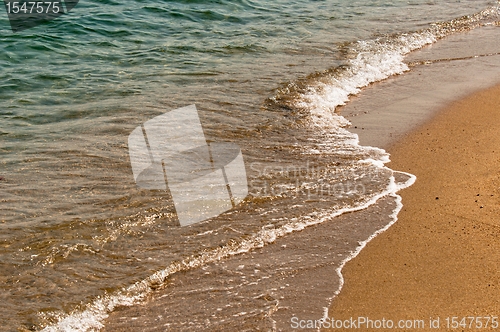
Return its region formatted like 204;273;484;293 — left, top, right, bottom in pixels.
0;1;499;330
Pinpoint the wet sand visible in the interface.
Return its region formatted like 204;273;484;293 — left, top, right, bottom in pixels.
326;84;500;330
341;26;500;149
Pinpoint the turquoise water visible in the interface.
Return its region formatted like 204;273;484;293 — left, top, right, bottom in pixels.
2;0;496;109
1;1;499;330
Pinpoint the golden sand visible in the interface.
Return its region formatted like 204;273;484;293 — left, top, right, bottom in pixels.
326;84;500;330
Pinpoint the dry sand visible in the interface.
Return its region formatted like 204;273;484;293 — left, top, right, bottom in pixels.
326;84;500;330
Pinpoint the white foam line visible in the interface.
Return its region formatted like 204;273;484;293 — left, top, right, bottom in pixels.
295;4;500;133
319;170;416;330
41;148;414;332
294;9;499;328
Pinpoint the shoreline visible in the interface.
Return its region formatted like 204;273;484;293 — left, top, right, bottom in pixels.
326;84;500;330
340;25;500;150
98;27;500;332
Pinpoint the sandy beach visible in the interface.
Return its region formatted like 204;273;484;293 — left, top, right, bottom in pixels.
2;1;499;330
326;84;500;330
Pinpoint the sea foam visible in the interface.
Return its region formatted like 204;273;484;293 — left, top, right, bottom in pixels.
40;4;499;331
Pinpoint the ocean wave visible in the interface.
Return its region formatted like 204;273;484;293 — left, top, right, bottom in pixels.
269;3;500;130
38;4;499;331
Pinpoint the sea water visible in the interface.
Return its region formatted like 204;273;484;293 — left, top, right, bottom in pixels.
0;1;499;330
